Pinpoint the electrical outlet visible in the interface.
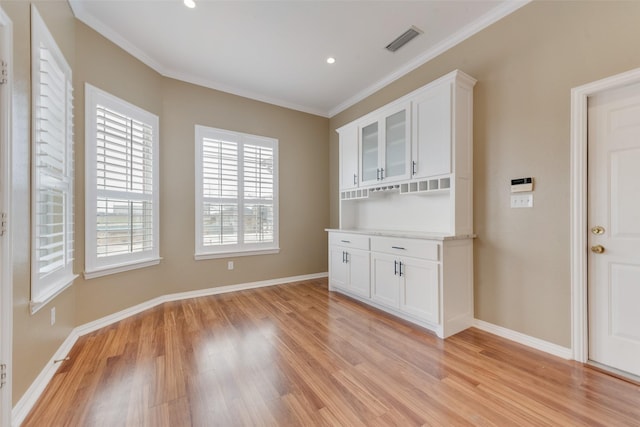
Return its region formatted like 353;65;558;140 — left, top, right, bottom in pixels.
51;307;56;326
510;194;533;208
227;261;234;270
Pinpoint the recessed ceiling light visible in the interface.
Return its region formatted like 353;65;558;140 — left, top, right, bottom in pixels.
184;0;196;8
326;57;336;64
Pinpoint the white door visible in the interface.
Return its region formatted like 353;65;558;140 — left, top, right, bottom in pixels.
0;7;12;426
588;83;640;377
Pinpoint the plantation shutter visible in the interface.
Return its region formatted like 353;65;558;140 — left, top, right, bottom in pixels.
85;84;160;278
243;142;274;243
32;6;76;305
95;105;154;258
195;126;279;258
201;136;239;246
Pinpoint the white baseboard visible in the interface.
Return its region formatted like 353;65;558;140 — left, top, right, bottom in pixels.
12;272;327;426
11;329;80;426
75;272;326;337
473;319;573;360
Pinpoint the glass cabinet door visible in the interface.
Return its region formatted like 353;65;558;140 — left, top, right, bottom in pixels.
361;121;379;183
384;109;407;179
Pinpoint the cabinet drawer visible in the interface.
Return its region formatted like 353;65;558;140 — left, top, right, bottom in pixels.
329;233;370;250
370;236;439;261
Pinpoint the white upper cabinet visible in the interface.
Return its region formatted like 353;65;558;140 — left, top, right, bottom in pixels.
359;103;411;186
411;82;452;179
336;70;475;236
337;123;359;190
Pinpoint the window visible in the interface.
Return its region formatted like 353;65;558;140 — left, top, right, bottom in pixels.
31;6;76;310
85;84;160;278
195;126;279;259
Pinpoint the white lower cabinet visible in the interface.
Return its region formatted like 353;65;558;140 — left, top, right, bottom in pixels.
329;233;371;299
328;231;473;339
372;252;439;325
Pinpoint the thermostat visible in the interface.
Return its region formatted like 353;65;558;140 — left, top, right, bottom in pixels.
511;177;533;193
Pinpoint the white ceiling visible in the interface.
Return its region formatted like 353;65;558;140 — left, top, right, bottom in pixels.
69;0;528;117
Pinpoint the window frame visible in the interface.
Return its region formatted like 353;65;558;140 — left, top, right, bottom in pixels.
195;125;279;260
84;83;160;279
30;6;77;313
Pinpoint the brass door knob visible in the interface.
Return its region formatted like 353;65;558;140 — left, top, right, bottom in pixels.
591;245;605;254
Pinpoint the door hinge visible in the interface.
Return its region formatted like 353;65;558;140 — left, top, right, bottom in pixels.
0;364;6;389
0;212;6;236
0;60;7;85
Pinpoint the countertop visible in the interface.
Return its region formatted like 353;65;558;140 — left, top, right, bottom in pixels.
325;229;476;241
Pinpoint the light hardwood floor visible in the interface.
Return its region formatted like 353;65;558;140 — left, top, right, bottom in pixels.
23;278;640;426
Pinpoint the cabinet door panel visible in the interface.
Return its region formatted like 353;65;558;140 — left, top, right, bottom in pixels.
348;249;370;298
329;247;348;291
384;108;409;181
339;124;359;190
400;258;439;324
371;253;399;307
360;121;379;185
412;83;452;178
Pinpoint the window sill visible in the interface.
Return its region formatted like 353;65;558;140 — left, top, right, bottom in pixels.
194;248;280;261
84;257;162;280
30;274;78;314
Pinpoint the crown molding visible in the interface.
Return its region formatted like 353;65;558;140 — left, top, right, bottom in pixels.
70;0;530;119
69;0;167;74
327;0;530;117
162;67;330;117
69;0;330;117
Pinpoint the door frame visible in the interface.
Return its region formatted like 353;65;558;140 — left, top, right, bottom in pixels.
0;6;12;427
570;67;640;363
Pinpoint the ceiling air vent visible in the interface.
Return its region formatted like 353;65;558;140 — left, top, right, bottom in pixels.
385;26;423;53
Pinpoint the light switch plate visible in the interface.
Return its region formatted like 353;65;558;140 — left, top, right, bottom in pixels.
511;194;533;208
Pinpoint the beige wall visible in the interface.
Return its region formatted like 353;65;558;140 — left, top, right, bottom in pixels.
8;5;329;404
73;21;168;324
3;0;78;404
157;78;329;298
73;22;329;325
330;0;640;347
